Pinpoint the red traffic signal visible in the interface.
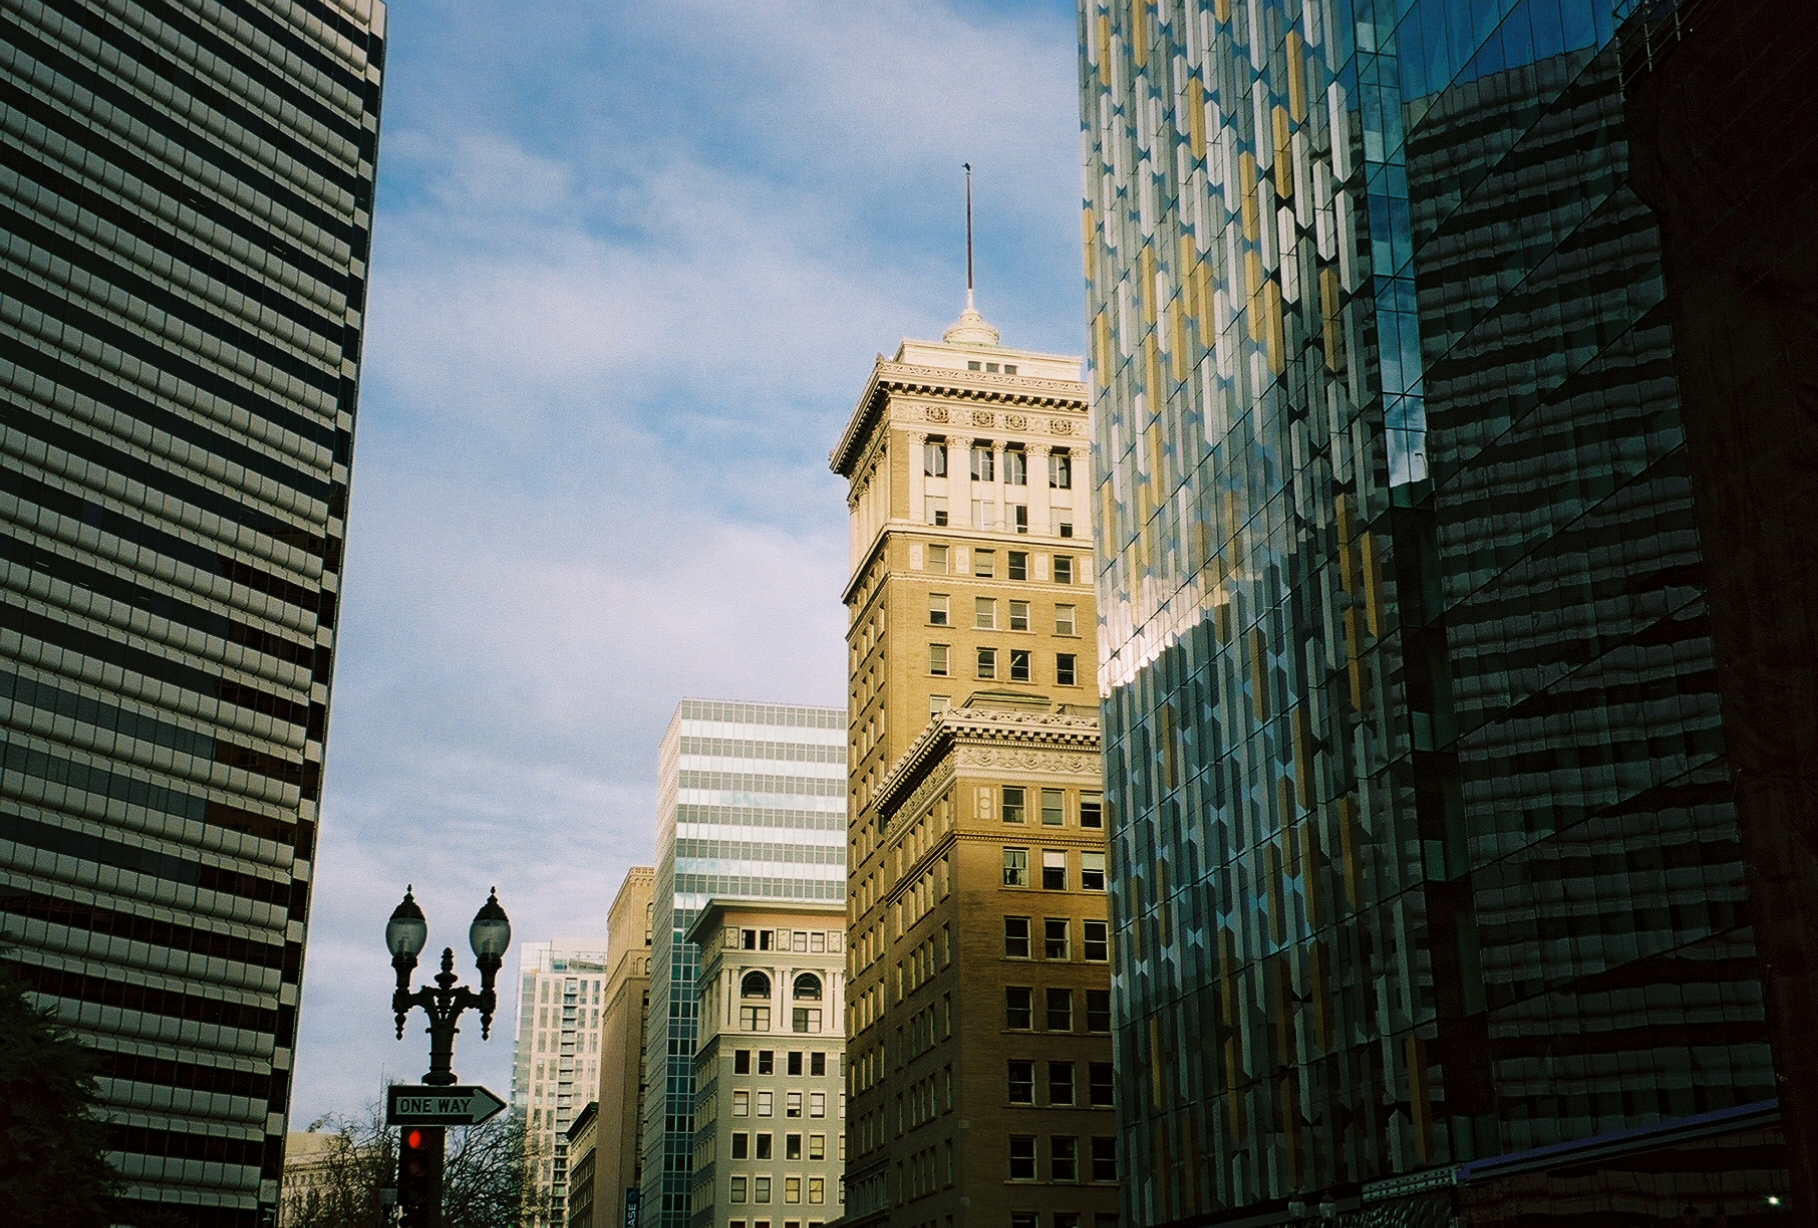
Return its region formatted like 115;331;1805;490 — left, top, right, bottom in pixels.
397;1124;444;1226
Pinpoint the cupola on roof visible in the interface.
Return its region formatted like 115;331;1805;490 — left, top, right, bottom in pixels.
942;289;1000;347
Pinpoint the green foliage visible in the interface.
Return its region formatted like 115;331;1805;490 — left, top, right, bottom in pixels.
0;968;124;1228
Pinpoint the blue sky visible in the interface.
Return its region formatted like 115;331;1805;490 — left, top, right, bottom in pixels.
293;0;1087;1124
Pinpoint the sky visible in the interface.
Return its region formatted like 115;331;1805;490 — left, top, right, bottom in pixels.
292;0;1088;1125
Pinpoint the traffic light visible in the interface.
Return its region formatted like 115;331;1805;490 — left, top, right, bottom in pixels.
397;1125;445;1227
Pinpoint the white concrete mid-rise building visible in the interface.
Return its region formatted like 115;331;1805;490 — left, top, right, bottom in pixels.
687;900;847;1228
513;938;610;1227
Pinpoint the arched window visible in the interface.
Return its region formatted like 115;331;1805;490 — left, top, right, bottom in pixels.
741;971;771;999
793;973;823;1001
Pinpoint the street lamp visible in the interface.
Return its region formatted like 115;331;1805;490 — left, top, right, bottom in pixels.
387;886;512;1086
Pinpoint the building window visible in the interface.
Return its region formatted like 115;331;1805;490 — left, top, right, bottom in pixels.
1002;786;1027;824
759;1051;775;1075
1011;503;1029;533
929;644;950;676
1005;917;1031;958
1003;847;1030;887
1013;1215;1040;1228
1049;451;1072;489
1010;649;1031;682
1008;551;1028;580
975;597;998;629
1051;1136;1078;1181
786;1178;802;1205
1055;509;1074;537
741;1006;772;1031
1091;1137;1117;1181
929;594;950;625
793;1008;822;1033
1009;1137;1037;1181
1010;599;1030;631
810;1092;826;1118
1083;920;1108;962
794;974;823;1000
1006;987;1033;1029
925;496;949;525
977;647;997;679
1053;555;1074;584
1089;1063;1114;1107
1044;919;1070;960
1086;989;1112;1032
742;971;772;998
734;1091;750;1116
758;1091;774;1117
809;1134;826;1161
732;1178;748;1203
1056;654;1078;686
1055;604;1076;635
1047;988;1072;1032
1080;792;1103;828
927;545;949;574
787;1091;803;1118
930;694;950;717
789;1051;804;1076
755;1177;772;1204
808;1178;825;1205
971;444;995;482
1049;1062;1075;1106
1007;1061;1035;1104
974;550;996;578
1081;852;1106;892
1041;788;1065;826
924;438;947;477
1005;447;1027;485
736;1050;752;1074
811;1052;827;1076
1041;849;1067;890
973;499;996;529
733;1133;750;1159
757;1134;774;1159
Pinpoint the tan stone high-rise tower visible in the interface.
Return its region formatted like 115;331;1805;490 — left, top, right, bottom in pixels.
831;303;1119;1228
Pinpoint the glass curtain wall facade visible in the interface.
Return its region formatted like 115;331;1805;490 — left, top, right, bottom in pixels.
641;701;846;1228
0;2;384;1225
1080;0;1777;1221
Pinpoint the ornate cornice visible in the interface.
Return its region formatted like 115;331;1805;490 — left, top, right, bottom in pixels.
831;360;1088;476
876;706;1101;818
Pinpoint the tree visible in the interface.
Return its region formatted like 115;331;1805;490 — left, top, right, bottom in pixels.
0;967;125;1228
282;1100;540;1228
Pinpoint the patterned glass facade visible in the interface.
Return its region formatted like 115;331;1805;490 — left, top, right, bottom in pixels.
641;700;846;1228
1079;0;1775;1220
0;2;384;1225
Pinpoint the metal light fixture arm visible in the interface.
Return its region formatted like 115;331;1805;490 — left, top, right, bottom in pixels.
386;887;511;1088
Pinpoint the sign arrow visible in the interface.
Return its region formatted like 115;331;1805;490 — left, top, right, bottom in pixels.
387;1084;507;1127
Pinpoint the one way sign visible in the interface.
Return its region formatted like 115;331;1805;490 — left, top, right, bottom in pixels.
387;1084;507;1127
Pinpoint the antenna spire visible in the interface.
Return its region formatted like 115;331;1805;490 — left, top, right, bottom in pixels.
943;162;999;346
963;163;975;304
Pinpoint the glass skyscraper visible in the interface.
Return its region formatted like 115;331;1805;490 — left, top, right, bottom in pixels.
0;2;385;1224
641;700;846;1228
1080;0;1787;1221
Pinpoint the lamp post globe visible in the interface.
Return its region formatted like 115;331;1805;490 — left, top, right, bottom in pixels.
469;887;511;962
386;888;428;960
